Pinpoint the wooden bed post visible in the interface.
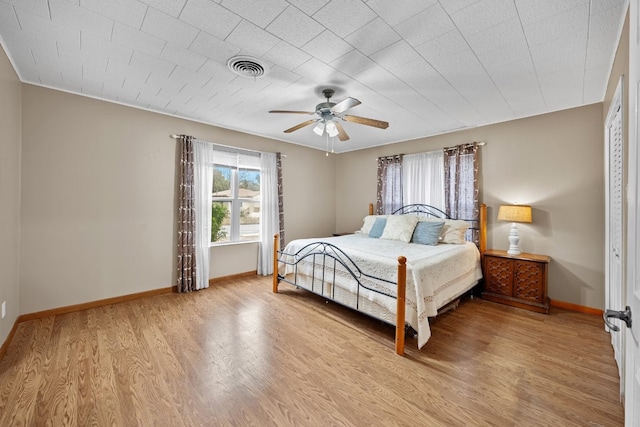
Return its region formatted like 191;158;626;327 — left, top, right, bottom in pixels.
273;234;279;293
479;203;487;254
369;203;374;215
395;256;407;356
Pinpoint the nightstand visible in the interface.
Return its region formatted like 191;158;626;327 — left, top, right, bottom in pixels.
481;249;550;314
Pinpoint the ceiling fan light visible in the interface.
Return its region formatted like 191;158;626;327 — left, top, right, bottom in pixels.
326;120;338;137
313;121;325;136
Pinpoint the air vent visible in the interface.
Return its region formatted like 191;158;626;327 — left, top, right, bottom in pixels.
227;56;268;78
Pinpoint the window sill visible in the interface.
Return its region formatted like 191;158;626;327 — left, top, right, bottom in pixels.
209;240;259;248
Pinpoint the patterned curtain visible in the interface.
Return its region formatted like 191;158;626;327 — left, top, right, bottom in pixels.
276;152;285;249
444;142;480;243
177;135;197;293
376;154;404;214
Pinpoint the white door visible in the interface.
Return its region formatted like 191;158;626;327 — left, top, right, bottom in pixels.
606;77;624;379
625;0;640;424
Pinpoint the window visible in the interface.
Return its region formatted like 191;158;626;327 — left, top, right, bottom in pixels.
209;152;261;244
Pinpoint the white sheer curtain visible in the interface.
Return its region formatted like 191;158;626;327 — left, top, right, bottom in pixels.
258;152;278;275
193;140;214;290
403;150;445;209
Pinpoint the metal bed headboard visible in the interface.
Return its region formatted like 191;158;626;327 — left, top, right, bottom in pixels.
391;204;450;218
383;203;484;250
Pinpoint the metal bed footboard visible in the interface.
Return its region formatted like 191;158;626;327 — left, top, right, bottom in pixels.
272;235;408;355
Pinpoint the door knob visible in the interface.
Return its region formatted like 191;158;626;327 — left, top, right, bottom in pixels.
603;306;632;331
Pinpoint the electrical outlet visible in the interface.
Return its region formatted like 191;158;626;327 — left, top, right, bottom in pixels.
1;301;5;319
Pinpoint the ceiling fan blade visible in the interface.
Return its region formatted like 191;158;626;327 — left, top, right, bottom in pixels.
343;115;389;129
334;121;350;141
269;110;315;114
284;119;317;133
330;97;361;114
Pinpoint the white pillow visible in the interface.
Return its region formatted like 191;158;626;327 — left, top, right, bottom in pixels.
380;215;419;242
440;219;469;244
417;215;447;223
356;215;388;234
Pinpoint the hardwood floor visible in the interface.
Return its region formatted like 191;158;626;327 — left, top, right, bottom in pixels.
0;276;624;426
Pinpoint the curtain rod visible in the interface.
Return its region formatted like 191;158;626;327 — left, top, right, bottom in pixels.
169;134;286;157
376;141;486;160
444;141;486;150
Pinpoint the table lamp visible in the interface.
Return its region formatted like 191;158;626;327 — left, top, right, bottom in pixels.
497;204;532;255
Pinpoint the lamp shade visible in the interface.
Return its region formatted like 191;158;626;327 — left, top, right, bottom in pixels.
325;120;338;137
313;121;325;136
497;204;532;223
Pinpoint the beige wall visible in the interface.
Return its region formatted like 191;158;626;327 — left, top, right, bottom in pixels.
0;44;21;344
336;103;606;309
20;85;335;314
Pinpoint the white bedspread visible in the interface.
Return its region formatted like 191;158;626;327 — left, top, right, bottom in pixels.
279;234;483;348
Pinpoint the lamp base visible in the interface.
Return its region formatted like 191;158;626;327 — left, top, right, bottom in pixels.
506;223;521;255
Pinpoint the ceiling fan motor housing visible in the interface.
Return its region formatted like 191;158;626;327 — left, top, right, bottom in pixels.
317;89;337;115
316;102;337;115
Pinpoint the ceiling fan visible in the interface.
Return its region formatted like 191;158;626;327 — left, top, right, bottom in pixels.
269;89;389;142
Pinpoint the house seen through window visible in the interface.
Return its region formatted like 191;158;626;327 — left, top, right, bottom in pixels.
211;165;260;243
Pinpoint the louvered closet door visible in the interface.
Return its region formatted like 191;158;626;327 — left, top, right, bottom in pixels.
610;103;623;286
606;80;624;381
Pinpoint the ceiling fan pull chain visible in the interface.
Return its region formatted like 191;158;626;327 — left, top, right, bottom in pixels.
325;132;329;157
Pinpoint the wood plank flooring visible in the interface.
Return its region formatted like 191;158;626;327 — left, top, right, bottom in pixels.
0;276;624;426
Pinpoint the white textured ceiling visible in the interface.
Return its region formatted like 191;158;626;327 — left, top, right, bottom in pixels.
0;0;627;153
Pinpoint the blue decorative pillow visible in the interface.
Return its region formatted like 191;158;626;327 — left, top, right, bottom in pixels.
411;221;445;245
368;218;387;238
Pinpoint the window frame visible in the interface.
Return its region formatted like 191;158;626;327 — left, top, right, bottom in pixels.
211;163;261;245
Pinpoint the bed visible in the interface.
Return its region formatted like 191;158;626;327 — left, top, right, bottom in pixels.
272;203;487;355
